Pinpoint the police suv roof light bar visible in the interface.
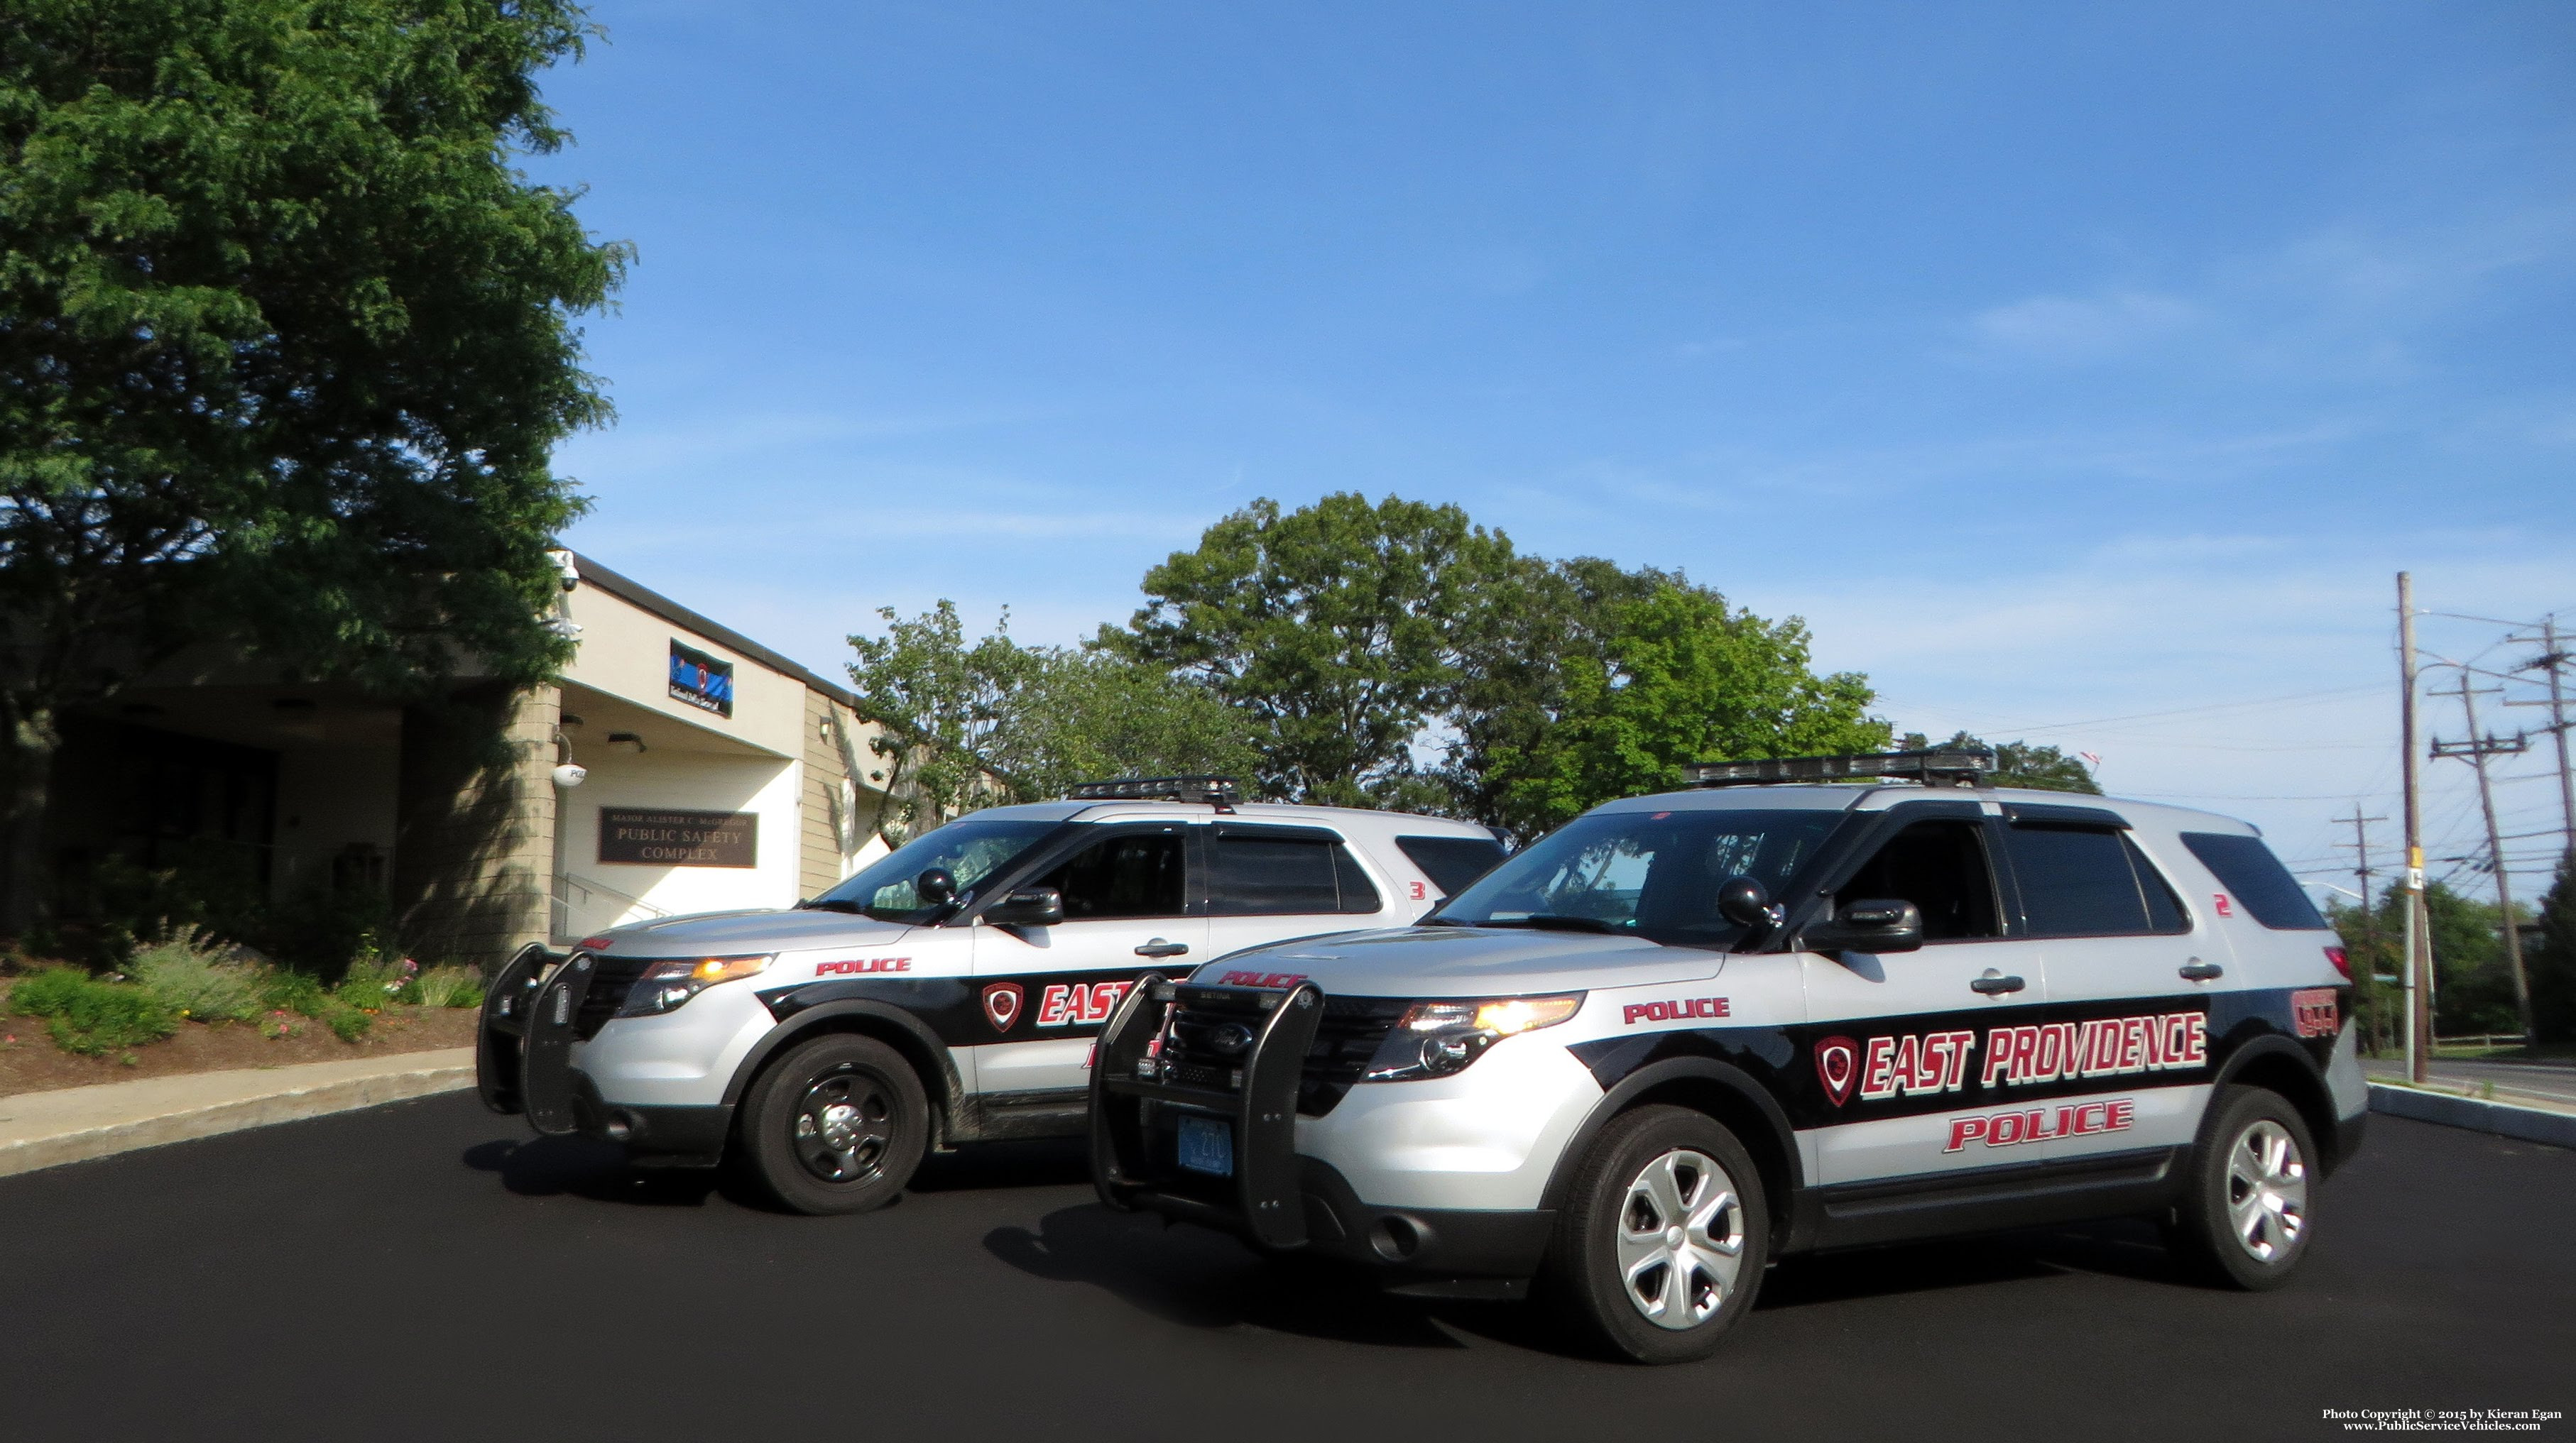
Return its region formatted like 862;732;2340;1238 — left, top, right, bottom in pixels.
1684;745;1998;789
1065;775;1243;805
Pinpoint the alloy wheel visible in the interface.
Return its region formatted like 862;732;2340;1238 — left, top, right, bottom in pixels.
1615;1148;1745;1329
2225;1117;2308;1264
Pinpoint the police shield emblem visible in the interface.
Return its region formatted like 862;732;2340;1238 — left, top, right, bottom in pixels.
981;982;1024;1033
1814;1036;1859;1107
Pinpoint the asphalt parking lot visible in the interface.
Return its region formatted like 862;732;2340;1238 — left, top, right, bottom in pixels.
1;1096;2566;1442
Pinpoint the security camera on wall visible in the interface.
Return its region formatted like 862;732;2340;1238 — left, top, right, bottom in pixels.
547;548;580;592
552;762;588;789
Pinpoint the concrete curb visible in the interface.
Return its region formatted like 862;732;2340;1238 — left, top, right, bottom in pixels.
0;1047;475;1180
2367;1082;2576;1150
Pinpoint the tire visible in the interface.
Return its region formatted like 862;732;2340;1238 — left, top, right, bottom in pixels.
1539;1105;1769;1364
2168;1085;2318;1290
739;1034;929;1216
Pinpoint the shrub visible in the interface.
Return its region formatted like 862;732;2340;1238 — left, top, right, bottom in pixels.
10;967;180;1055
129;931;267;1024
327;1008;371;1043
413;965;484;1009
340;953;415;1004
263;969;333;1019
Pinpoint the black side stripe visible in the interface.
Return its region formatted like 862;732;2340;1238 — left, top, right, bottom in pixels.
1566;985;2343;1132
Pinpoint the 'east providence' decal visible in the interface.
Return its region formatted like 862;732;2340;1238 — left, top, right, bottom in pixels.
1816;1009;2210;1107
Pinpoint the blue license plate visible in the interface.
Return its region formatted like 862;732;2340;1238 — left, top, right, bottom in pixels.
1177;1114;1233;1177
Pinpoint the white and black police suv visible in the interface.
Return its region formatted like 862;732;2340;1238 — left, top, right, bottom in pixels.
1089;747;2367;1364
476;778;1505;1214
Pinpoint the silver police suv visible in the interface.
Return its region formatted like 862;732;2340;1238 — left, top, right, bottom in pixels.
1090;747;2365;1363
477;777;1505;1214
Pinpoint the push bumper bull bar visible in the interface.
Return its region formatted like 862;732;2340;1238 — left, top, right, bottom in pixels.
474;943;591;1136
1089;977;1556;1290
1090;977;1323;1249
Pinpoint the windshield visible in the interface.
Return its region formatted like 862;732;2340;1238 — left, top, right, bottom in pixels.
1432;808;1843;948
808;816;1062;922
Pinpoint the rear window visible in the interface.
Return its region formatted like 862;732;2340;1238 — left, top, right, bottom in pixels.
2178;833;2328;931
1395;835;1507;896
1209;830;1382;916
2004;824;2189;938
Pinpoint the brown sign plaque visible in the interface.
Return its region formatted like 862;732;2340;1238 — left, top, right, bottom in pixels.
597;808;758;868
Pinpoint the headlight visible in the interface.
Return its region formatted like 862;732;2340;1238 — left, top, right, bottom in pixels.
1360;994;1583;1083
614;955;774;1017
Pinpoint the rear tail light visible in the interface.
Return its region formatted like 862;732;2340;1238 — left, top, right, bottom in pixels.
2324;946;2349;980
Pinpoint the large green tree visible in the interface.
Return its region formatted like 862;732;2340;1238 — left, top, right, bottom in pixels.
0;0;626;926
1901;732;2102;794
1478;581;1889;833
1108;493;1515;807
1112;493;1892;833
847;602;1259;843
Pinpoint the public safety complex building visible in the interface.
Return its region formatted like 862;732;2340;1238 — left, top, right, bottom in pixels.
42;554;893;968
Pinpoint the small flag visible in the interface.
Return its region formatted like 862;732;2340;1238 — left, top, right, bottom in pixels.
2079;751;2102;768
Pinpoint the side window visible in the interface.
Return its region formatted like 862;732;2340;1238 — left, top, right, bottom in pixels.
2004;824;2188;937
1210;831;1383;916
1037;833;1185;920
1395;835;1507;896
2178;832;2330;930
2129;838;2190;932
1836;820;2002;941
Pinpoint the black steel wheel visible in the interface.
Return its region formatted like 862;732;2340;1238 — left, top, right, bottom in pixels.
741;1034;929;1216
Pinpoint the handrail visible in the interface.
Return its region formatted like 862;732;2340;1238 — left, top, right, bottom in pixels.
550;871;667;939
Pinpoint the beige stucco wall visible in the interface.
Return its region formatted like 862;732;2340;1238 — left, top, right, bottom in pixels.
558;583;802;758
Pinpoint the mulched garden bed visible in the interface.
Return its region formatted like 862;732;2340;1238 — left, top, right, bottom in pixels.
0;1005;479;1098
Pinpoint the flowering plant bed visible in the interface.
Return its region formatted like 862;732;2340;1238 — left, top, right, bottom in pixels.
0;931;489;1098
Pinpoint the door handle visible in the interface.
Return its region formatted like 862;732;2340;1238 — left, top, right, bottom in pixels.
2178;960;2224;982
1969;970;2026;996
1134;939;1190;958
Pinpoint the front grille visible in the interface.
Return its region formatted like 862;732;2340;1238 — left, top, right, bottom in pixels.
574;955;653;1039
1154;992;1407;1117
1299;996;1407;1115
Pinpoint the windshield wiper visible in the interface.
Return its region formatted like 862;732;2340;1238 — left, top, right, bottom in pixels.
1478;914;1623;934
795;898;866;913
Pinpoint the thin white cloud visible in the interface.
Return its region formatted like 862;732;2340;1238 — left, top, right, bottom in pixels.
1968;289;2201;361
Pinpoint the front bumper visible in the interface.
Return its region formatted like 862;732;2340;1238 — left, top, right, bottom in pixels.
476;946;751;1165
557;1068;732;1168
1090;980;1578;1288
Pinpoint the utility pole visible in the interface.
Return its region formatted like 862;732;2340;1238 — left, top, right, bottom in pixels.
2430;673;2533;1042
2333;809;2389;1053
2398;574;2432;1082
2503;614;2575;857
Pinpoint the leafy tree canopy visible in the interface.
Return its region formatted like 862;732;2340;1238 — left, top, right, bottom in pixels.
1482;581;1888;834
1107;493;1514;808
847;602;1258;843
0;0;626;917
1108;494;1889;834
1902;733;2102;794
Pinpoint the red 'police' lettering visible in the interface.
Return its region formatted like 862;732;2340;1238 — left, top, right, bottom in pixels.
1622;997;1732;1025
1945;1097;2137;1153
814;956;910;977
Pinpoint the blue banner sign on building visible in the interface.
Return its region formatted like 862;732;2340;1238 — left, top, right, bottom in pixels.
668;640;735;718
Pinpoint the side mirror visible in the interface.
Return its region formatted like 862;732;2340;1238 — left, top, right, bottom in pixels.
1716;875;1781;933
915;867;957;906
1803;897;1924;955
983;887;1064;927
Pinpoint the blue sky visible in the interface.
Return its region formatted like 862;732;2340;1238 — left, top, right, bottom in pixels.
535;2;2576;904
